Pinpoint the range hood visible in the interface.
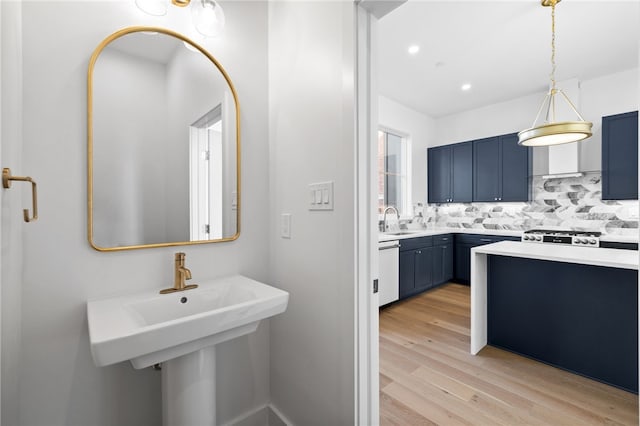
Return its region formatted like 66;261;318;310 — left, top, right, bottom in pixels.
543;143;583;179
540;79;584;179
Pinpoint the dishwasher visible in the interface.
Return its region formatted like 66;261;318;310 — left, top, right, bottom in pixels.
378;240;399;306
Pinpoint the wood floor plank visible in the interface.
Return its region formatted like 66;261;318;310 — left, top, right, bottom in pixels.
379;283;639;425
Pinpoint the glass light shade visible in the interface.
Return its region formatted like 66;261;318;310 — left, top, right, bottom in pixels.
518;121;593;146
191;0;225;37
135;0;168;16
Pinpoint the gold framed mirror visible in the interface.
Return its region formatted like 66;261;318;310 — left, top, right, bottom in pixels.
87;27;240;251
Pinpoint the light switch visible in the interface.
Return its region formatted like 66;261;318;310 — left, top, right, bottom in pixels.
281;213;291;239
308;181;334;210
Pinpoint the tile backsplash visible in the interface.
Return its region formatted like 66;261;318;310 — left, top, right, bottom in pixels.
425;172;639;237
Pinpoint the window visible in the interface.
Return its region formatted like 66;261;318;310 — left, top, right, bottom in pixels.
377;129;410;215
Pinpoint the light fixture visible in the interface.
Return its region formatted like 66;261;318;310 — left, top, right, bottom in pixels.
408;45;420;55
518;0;592;147
461;83;472;91
135;0;225;38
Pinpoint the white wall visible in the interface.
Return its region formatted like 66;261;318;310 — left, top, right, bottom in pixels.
379;95;435;206
9;2;270;425
93;49;171;247
268;1;356;424
434;68;639;174
1;2;24;424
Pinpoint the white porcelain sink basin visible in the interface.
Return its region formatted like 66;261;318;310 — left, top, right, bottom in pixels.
87;275;289;369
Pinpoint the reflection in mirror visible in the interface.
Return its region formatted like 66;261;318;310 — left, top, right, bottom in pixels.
88;27;239;251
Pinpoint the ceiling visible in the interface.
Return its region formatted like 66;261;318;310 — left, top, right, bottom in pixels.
378;0;640;118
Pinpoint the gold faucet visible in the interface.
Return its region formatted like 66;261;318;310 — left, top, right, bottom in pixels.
160;252;198;294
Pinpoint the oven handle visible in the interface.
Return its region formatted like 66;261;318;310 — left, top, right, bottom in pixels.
379;244;400;251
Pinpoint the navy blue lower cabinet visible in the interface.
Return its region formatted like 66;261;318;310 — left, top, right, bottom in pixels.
453;234;520;285
433;234;454;287
487;255;638;393
414;247;433;292
398;250;415;299
398;237;434;299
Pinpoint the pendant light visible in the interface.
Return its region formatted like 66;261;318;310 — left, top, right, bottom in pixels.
518;0;592;147
135;0;225;38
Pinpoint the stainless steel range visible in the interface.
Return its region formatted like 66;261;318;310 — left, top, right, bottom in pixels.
521;229;601;247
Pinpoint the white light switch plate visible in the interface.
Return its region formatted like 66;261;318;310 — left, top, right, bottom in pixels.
308;182;334;210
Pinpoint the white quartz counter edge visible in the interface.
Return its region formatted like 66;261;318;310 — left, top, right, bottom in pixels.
469;241;639;356
378;229;638;244
472;240;639;270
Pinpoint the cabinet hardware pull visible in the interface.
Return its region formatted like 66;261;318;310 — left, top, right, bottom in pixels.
480;239;493;242
2;167;38;222
379;244;400;251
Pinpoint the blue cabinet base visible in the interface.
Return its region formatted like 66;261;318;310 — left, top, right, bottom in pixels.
488;255;638;394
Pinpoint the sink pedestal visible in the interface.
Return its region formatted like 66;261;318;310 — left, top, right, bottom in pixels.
162;346;217;426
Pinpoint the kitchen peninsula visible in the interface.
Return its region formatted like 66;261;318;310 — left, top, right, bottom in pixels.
471;241;639;393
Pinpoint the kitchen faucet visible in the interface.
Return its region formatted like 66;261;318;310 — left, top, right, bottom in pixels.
382;206;400;232
160;252;199;294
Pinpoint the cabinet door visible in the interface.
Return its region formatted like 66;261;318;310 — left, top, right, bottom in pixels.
432;245;444;286
602;111;638;200
443;244;454;282
428;146;452;203
399;250;415;299
500;133;530;202
455;243;471;285
433;244;454;286
414;247;433;292
451;142;473;202
473;136;500;202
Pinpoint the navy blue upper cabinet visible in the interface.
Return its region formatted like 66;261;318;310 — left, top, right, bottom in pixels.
473;133;530;202
451;142;473;202
427;146;451;203
428;142;472;203
500;133;530;202
602;111;638;200
473;137;500;202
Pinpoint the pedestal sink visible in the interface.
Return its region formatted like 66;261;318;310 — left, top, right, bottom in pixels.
87;275;289;425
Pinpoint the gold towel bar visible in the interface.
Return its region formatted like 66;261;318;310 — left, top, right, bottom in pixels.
2;167;38;222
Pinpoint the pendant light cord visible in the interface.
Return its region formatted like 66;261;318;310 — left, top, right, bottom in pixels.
550;2;556;92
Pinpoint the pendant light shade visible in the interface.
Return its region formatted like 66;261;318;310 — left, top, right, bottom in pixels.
135;0;168;16
191;0;226;38
134;0;225;38
518;0;592;147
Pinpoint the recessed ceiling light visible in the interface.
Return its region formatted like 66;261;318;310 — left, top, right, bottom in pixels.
408;45;420;55
461;83;472;91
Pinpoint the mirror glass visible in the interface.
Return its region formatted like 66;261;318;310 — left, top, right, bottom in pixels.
88;27;239;250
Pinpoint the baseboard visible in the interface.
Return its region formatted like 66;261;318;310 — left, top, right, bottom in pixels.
221;403;292;426
267;404;293;426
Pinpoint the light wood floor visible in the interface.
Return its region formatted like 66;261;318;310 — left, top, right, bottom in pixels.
379;283;639;426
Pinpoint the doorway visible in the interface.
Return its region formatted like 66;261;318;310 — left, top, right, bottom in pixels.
189;105;223;241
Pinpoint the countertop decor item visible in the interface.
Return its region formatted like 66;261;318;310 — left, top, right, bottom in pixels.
518;0;592;147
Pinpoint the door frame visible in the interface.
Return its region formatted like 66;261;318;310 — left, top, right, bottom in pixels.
354;1;406;424
354;5;378;425
354;5;640;426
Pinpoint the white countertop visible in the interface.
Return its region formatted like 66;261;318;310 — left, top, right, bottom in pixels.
378;228;638;244
378;228;521;242
472;241;639;270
